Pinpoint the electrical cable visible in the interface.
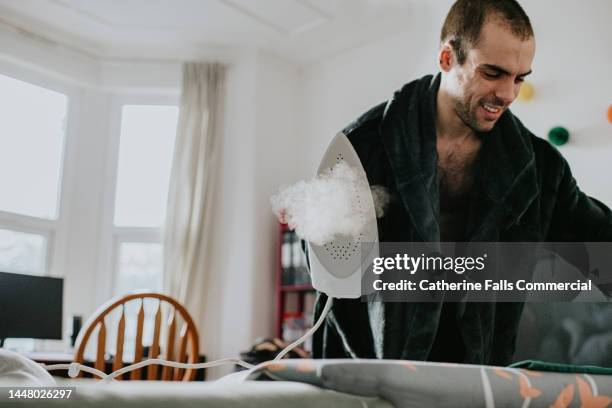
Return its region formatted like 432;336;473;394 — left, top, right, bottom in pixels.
274;295;332;360
42;357;256;381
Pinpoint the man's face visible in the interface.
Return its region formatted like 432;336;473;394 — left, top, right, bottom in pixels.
445;18;536;133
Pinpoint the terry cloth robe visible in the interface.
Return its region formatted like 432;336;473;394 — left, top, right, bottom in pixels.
311;73;612;366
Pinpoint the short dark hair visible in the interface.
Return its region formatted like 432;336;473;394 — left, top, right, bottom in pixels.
440;0;534;64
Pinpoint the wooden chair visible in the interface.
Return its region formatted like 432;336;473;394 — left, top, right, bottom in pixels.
74;292;200;381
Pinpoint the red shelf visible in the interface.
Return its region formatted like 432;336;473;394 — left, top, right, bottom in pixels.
275;223;315;340
275;223;288;337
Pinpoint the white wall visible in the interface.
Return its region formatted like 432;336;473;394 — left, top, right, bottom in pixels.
206;52;259;379
299;0;612;206
510;0;612;205
0;21;99;87
298;1;447;173
251;51;304;336
206;51;304;378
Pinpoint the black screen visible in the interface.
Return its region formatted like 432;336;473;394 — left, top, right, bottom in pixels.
0;271;63;340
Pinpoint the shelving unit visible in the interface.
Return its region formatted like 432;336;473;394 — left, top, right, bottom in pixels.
274;223;316;343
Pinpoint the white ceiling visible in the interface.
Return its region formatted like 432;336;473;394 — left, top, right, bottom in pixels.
0;0;436;64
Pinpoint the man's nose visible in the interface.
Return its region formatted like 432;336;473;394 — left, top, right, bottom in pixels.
495;78;518;106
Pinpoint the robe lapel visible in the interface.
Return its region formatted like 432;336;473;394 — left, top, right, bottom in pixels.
467;113;540;241
380;75;440;244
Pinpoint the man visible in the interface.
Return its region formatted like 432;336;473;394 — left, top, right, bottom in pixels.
311;0;612;365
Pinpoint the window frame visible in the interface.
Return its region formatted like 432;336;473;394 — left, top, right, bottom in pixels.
0;62;78;280
98;94;179;300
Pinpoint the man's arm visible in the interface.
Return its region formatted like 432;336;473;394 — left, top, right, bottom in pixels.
547;157;612;242
546;155;612;296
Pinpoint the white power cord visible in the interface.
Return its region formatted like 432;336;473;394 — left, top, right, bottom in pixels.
42;357;256;381
274;295;332;360
43;362;108;379
42;296;334;381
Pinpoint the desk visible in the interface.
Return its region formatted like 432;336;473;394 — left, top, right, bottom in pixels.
23;351;75;365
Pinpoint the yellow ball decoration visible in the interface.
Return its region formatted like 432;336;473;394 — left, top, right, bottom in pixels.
517;81;535;102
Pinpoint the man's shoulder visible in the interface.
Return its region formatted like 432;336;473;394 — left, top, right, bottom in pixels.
332;101;389;170
341;74;435;146
342;101;387;140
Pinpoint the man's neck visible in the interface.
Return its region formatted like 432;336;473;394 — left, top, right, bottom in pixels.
435;86;476;143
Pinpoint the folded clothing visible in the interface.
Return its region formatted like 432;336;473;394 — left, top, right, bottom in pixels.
0;348;57;386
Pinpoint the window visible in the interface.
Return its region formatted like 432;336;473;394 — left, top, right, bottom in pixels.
115;242;164;294
114;105;179;228
0;73;67;220
0;73;68;278
0;228;47;275
113;105;179;294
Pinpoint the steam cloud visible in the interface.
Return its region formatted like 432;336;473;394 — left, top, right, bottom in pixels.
370;184;391;219
271;162;390;245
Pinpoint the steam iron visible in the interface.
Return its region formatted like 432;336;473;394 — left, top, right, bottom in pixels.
306;132;379;298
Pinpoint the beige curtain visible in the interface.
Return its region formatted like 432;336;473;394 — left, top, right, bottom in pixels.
163;62;225;349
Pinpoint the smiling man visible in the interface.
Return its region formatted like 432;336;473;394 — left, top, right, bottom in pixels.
312;0;612;365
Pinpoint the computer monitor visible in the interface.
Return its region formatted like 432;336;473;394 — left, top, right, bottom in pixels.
0;271;63;346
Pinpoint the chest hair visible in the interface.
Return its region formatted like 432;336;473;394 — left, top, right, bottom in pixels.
436;138;481;198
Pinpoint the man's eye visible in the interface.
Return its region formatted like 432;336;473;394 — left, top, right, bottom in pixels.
484;72;501;79
515;77;525;83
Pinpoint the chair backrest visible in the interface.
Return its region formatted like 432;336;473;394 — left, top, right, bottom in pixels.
74;292;200;381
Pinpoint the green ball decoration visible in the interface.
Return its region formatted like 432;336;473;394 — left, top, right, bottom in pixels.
548;126;570;146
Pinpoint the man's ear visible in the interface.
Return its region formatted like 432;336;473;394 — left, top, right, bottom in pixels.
438;43;454;72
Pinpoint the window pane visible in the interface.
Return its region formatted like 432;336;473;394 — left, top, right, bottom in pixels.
115;242;163;295
0;74;67;219
114;105;178;227
0;229;46;275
